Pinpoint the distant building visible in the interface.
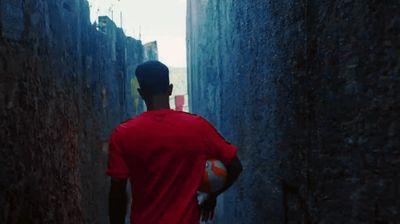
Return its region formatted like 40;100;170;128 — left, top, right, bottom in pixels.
175;95;185;111
169;67;189;112
144;41;159;61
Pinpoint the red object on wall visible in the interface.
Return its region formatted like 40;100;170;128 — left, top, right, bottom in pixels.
175;95;185;111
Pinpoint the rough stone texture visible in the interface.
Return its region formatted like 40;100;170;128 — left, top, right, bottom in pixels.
0;0;155;223
187;0;400;223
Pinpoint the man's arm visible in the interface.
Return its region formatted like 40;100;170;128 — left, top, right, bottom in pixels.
211;156;242;197
200;156;243;222
109;178;128;224
197;117;243;221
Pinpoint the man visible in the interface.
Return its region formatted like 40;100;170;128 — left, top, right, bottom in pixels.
107;60;243;224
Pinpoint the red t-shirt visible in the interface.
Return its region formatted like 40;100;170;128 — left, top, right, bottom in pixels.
106;109;237;224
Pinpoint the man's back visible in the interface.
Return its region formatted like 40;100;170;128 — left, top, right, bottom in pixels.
107;109;237;224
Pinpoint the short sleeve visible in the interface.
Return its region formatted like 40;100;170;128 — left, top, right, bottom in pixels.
106;130;130;179
198;117;238;165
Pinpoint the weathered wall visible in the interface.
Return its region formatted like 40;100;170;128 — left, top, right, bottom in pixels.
0;0;155;223
187;0;400;223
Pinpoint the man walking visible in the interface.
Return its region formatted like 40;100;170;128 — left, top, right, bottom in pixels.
107;61;243;224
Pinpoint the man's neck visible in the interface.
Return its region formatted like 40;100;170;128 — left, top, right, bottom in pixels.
145;96;171;111
146;105;171;111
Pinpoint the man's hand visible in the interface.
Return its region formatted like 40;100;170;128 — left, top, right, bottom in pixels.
199;194;217;222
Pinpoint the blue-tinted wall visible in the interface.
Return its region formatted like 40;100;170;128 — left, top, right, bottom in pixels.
187;0;400;223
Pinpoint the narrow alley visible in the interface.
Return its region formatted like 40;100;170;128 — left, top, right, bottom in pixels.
1;0;399;224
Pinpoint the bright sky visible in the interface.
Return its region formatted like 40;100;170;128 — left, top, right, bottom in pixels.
88;0;187;67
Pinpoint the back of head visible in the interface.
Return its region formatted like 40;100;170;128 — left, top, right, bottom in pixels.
135;60;170;95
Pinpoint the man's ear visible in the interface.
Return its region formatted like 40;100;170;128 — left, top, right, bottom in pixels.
168;84;173;96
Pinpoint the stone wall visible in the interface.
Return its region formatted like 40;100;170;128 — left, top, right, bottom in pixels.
187;0;400;223
0;0;155;223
